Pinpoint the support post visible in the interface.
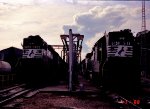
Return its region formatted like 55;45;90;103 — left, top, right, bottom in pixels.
69;29;73;91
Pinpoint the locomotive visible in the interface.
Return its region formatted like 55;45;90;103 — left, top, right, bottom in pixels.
20;35;68;87
136;30;150;79
83;29;141;94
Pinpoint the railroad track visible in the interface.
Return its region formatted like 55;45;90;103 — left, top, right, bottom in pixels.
0;84;25;93
0;84;31;106
110;94;142;109
106;90;150;109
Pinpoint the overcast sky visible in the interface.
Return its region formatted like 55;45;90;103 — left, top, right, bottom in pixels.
0;0;150;59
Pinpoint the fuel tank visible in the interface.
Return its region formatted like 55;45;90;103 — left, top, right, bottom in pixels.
0;61;11;73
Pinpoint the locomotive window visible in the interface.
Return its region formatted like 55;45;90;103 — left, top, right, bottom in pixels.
24;46;30;49
110;41;131;46
110;42;120;45
23;46;41;49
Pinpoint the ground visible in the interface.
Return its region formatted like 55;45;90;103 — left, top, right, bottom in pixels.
18;92;115;109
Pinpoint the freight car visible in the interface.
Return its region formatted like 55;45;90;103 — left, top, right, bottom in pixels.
0;61;14;89
0;47;22;84
20;35;68;87
83;29;141;94
0;47;22;72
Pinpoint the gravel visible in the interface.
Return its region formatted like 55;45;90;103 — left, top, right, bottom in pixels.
18;93;116;109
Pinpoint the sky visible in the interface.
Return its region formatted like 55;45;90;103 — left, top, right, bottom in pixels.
0;0;150;60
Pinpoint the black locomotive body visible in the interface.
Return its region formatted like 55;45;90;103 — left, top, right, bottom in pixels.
88;29;140;93
136;30;150;79
20;35;67;87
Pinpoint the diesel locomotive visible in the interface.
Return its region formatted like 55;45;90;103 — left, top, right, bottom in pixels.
82;29;141;94
136;30;150;79
20;35;68;87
